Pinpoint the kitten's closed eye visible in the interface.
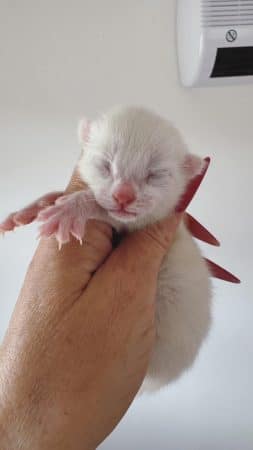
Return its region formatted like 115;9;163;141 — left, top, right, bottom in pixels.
146;169;171;184
95;159;111;177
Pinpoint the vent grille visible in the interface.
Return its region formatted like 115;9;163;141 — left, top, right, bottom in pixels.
202;0;253;27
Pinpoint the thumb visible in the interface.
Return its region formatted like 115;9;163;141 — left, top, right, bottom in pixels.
103;213;183;292
124;213;183;270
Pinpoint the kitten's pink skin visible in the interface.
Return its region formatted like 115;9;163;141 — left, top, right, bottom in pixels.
0;191;64;234
113;182;136;207
0;212;17;233
37;190;106;249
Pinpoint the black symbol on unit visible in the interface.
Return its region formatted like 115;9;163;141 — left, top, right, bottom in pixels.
226;29;237;42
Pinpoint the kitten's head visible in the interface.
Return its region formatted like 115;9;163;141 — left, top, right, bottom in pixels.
78;106;204;228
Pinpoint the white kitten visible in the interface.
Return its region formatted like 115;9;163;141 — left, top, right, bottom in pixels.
78;106;212;392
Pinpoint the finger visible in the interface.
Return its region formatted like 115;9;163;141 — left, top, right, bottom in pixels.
29;220;113;313
175;157;210;213
114;213;183;277
205;258;241;284
61;220;112;284
37;191;64;207
84;213;183;327
185;213;220;246
65;166;88;194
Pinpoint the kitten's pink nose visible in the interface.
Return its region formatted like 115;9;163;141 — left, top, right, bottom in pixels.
113;183;136;207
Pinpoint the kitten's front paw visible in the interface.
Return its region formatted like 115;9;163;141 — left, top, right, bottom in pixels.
0;191;63;234
38;191;90;249
0;212;17;234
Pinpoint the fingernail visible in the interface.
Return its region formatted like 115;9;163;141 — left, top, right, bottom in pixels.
209;236;220;247
205;258;241;284
185;213;220;247
175;157;211;213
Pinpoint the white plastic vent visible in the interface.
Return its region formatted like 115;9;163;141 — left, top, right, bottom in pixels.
202;0;253;27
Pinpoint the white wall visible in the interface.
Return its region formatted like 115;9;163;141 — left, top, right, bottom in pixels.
0;1;252;449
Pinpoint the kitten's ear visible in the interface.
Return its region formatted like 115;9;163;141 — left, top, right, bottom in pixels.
78;117;90;145
182;154;205;180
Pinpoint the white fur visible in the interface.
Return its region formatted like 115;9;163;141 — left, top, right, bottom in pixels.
141;224;211;392
78;106;212;392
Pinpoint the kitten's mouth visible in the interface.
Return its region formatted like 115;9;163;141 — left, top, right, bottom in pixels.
108;208;137;220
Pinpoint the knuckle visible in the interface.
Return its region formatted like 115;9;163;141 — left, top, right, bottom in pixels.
141;225;173;253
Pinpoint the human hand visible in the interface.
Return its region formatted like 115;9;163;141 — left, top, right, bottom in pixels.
0;170;185;450
0;158;239;450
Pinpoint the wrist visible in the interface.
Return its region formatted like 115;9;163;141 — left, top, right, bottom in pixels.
0;380;44;450
0;392;97;450
0;404;16;450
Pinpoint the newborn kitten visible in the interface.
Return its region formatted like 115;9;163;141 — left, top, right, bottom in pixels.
1;106;212;392
79;106;212;392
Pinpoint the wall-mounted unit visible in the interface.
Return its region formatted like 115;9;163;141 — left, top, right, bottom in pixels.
177;0;253;87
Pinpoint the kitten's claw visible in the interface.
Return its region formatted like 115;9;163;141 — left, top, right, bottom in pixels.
70;218;85;244
37;191;91;249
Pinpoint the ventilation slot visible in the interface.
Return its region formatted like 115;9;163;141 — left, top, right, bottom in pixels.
202;0;253;27
211;46;253;77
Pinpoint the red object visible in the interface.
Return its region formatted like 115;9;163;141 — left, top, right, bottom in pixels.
205;259;240;284
185;213;220;246
178;158;240;284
